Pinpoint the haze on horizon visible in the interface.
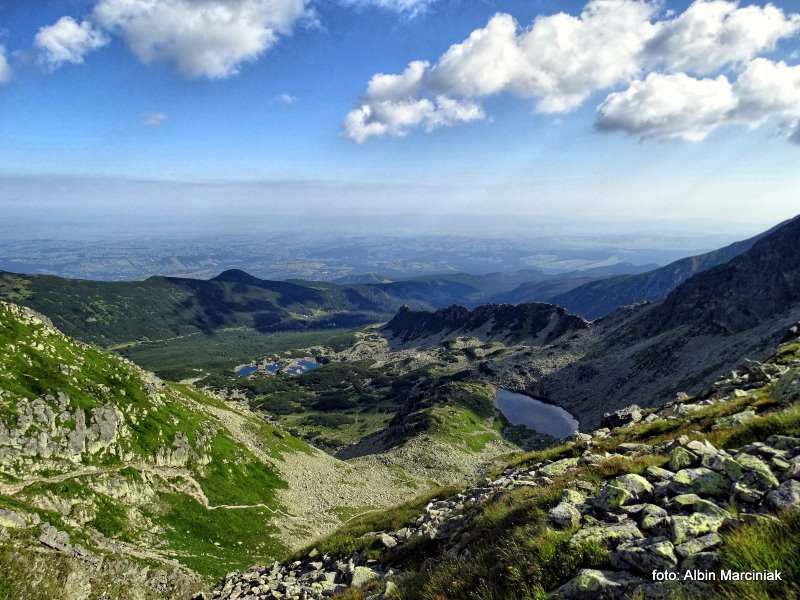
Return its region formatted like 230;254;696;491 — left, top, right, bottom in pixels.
2;0;800;241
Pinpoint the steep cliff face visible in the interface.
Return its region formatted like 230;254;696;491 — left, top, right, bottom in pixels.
533;216;800;426
382;302;590;347
636;215;800;337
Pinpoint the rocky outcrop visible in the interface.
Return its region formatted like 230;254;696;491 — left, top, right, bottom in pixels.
382;302;589;348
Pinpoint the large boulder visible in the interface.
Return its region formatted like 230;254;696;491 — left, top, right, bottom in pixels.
735;453;780;490
670;513;725;545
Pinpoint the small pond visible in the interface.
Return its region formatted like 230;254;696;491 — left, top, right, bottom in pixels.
495;389;579;439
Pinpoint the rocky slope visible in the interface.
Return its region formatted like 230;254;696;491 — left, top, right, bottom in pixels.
382;303;589;348
0;302;429;599
551;223;780;320
207;334;800;599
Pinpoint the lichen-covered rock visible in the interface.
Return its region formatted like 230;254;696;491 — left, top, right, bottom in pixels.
351;566;379;587
713;409;756;430
675;533;722;558
612;474;653;500
669;447;697;471
670;468;730;497
670;494;731;518
570;520;643;549
670;513;725;544
550;502;581;529
645;466;674;481
560;489;587;506
539;457;580;478
555;569;642;600
610;537;678;573
735;453;780;490
590;485;631;512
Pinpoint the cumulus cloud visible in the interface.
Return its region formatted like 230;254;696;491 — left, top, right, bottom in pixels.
345;0;800;143
596;58;800;141
645;0;800;75
35;16;109;68
142;112;168;127
0;46;11;84
596;72;737;141
92;0;310;79
344;96;483;143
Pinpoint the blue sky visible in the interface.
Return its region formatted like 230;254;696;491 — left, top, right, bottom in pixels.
1;0;800;232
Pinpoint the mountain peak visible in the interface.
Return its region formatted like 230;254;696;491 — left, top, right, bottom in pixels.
211;269;261;284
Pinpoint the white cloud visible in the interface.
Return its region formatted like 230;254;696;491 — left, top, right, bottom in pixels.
596;72;737;141
272;92;297;104
344;96;483;143
92;0;310;79
366;60;428;100
596;58;800;141
142;112;168;127
35;16;109;68
645;0;800;75
0;46;11;84
340;0;437;17
345;0;800;143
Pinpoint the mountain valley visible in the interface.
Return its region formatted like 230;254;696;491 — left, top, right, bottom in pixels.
1;216;800;599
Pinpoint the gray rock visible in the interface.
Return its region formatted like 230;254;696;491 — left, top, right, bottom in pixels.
610;537;678;573
602;405;643;429
670;513;725;544
638;505;669;531
570;520;644;549
735;453;780;490
680;551;720;572
645;466;674;481
712;409;756;430
670;468;730;498
550;502;581;529
351;566;379;588
560;489;586;506
555;569;642;599
669;447;697;471
675;533;722;558
539;458;580;478
590;485;631;512
670;494;731;518
766;480;800;512
732;482;764;504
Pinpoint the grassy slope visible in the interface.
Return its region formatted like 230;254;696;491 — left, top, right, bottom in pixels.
0;301;316;590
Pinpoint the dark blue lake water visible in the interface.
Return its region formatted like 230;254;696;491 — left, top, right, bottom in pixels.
495;389;579;439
